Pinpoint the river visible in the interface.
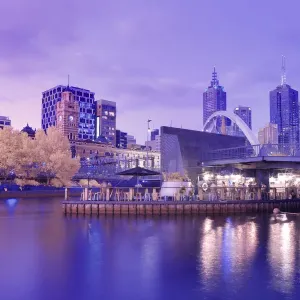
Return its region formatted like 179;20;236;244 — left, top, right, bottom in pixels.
0;197;299;300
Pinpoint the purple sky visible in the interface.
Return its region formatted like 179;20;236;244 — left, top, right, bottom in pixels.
1;0;299;143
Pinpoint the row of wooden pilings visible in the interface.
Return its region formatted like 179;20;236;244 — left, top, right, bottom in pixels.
62;199;300;215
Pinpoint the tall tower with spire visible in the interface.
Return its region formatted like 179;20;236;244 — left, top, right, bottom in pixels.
203;67;227;125
270;56;299;147
281;55;287;86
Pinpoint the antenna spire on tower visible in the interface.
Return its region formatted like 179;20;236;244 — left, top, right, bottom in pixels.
281;55;286;86
211;66;219;87
67;74;70;87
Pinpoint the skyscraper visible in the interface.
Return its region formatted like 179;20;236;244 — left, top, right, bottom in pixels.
42;85;95;140
233;106;252;138
203;67;226;125
234;106;252;129
96;99;116;145
270;56;299;146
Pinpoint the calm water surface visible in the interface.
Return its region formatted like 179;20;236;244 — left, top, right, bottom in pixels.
0;198;299;300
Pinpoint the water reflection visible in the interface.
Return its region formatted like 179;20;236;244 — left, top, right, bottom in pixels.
268;216;296;294
0;199;300;300
200;218;223;288
199;216;258;293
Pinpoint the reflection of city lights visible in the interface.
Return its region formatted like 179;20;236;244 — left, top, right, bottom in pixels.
268;221;296;294
199;218;258;291
200;218;223;286
6;198;18;208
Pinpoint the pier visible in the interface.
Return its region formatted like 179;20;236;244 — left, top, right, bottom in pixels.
62;199;300;215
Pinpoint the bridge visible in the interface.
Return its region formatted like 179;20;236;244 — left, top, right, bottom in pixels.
204;144;300;165
203;110;259;145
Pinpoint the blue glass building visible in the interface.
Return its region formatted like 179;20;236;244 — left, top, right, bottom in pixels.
42;85;95;140
233;106;252;138
234;106;252;129
270;57;299;147
270;84;299;145
203;68;227;126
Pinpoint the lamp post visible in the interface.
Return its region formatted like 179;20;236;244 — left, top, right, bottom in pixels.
87;157;91;190
146;119;152;168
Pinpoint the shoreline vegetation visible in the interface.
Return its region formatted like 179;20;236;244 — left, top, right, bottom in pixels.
0;126;80;188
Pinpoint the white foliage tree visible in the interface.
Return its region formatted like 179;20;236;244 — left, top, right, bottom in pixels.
34;127;80;185
0;126;80;186
0;127;21;179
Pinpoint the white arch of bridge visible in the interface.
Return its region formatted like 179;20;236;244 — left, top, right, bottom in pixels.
203;111;259;145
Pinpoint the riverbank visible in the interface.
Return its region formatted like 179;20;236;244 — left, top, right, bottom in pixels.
62;199;300;215
0;189;81;199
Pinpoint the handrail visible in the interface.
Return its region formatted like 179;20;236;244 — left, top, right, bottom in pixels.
66;186;300;202
206;144;300;161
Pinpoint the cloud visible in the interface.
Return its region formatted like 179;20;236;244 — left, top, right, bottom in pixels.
102;77;205;109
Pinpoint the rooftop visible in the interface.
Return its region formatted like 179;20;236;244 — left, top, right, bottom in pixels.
0;116;10;120
43;85;94;94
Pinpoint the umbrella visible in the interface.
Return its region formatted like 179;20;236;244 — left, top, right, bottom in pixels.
116;167;161;197
116;166;160;177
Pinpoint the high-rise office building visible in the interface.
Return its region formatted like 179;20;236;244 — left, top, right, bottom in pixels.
96;99;116;145
258;123;278;145
234;106;252;129
42;85;95;140
151;129;159;141
233;106;252;137
270;56;299;146
203;67;226;125
0;116;11;129
116;130;127;149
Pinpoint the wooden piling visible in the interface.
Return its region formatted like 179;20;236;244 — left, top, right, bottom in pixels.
62;199;300;216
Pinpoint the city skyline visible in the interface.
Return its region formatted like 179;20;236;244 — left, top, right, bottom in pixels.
1;0;300;143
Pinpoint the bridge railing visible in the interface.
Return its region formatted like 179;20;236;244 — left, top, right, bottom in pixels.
206;144;300;161
66;186;300;202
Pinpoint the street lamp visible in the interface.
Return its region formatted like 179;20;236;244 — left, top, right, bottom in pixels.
146;119;152;168
87;157;91;190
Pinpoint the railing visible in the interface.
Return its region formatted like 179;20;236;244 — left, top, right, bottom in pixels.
206;144;300;161
66;186;300;202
